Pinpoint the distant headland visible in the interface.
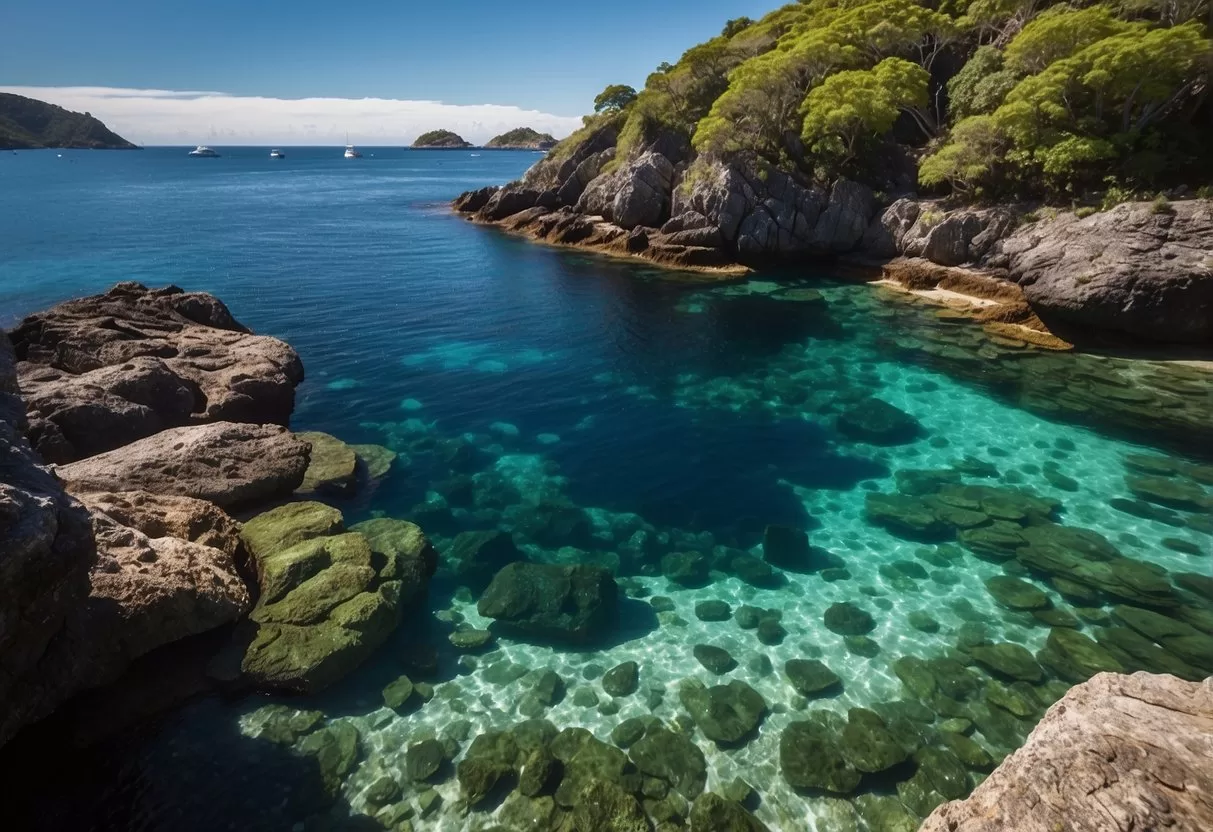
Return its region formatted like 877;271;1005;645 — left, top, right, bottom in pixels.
0;93;138;150
412;129;474;149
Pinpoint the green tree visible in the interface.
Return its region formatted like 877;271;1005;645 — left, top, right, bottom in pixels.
801;57;931;164
593;84;639;114
722;17;757;38
918;115;1009;193
1004;6;1138;74
946;45;1020;119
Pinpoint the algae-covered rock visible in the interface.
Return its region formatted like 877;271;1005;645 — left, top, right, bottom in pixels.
662;551;711;587
758;618;789;646
1126;474;1211;512
780;715;861;794
908;611;941;633
350;516;438;597
456;730;521;805
1037;627;1125;682
984;576;1050;610
893;656;937;699
1111;605;1213;673
854;793;919;832
383;674;414;709
477;561;617;644
693;645;737;674
688;792;770;831
296;431;360;496
865;493;949;540
785;659;842;697
518;746;559;797
553;730;642;808
449;628;494;651
941;731;995;771
568;779;649;832
350;443;397;479
603;661;640;697
840;708;911;773
242;501;345;559
729;554;783;588
681;679;767;745
629;726;707;799
298;721;361;796
406;738;446;782
985;680;1040;719
824;602;876;636
695;600;732;621
967;642;1044;683
242;529;410;692
914;746;970;800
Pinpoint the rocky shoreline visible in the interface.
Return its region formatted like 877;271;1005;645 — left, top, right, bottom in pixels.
4;282;1212;832
0;283;433;747
453;128;1213;345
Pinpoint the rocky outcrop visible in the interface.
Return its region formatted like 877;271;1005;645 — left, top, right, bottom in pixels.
477;562;618;644
1;337;254;747
864;198;1018;265
238;504;432;692
998;200;1213;342
922;672;1213;832
0;336;96;747
10;282;304;463
56;422;310;510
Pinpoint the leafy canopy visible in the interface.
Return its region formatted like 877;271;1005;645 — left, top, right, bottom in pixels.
593;84;639;114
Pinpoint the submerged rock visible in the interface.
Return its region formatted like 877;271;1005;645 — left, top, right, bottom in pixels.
448;530;522;591
984;576;1051;610
295;431;359;496
785;659;842;697
823;602;876;636
629;726;707;800
693;645;737;675
837;399;923;445
680;679;766;744
688;792;770;831
921;672;1213;831
780;714;861;794
762;524;832;573
477;562;618;644
602;661;640;697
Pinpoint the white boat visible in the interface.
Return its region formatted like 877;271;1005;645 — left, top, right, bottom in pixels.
344;133;362;158
270;149;286;159
188;145;220;157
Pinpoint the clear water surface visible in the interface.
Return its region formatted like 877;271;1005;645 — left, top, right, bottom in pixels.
1;147;1209;832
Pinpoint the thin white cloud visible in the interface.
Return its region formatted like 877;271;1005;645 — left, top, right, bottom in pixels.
1;85;584;146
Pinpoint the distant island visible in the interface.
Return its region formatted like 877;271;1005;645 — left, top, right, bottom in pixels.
412;129;473;149
486;127;557;150
0;93;138;150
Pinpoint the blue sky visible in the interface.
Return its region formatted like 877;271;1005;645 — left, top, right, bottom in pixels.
1;0;777;116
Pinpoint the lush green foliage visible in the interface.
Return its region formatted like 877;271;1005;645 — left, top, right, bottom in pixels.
548;0;1211;201
593;84;638;114
0;93;136;149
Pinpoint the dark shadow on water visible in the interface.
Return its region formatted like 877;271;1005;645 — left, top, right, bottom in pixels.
551;402;888;541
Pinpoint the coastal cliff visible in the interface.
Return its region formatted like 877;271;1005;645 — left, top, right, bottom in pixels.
0;284;433;748
0;92;138;150
453;0;1213;345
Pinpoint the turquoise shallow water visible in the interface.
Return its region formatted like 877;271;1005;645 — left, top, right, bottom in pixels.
1;148;1211;831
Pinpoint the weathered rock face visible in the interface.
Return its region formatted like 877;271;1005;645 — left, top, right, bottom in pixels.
56;422;310;510
1000;200;1213;342
0;336;96;747
577;151;676;230
81;498;252;673
921;672;1213;832
865;199;1017;265
10;282;304;463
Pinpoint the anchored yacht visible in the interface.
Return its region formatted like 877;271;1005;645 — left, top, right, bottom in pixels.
344;134;362;158
270;149;286;159
188;145;220;157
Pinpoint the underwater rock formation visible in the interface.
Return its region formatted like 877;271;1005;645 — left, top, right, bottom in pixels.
9;282;304;463
921;672;1213;832
477;562;618;643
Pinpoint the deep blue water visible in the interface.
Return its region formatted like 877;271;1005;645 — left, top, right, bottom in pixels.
2;146;1211;832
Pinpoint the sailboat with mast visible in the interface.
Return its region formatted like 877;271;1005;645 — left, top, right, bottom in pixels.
344;133;362;159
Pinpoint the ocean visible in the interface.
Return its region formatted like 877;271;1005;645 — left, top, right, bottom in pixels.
1;146;1209;831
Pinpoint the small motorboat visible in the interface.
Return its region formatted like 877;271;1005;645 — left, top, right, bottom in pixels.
344;133;361;158
188;145;220;157
270;149;286;159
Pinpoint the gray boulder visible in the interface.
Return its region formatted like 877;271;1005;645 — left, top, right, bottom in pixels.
1006;199;1213;342
810;179;876;253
